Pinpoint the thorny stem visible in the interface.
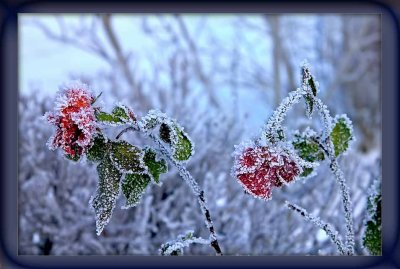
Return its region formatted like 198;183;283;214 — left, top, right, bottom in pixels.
116;125;223;255
285;201;346;255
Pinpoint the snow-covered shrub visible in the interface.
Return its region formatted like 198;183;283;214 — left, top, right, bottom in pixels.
232;61;357;255
45;82;222;255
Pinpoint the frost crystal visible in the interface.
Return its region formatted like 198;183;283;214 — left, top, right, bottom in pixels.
233;142;300;200
45;81;97;160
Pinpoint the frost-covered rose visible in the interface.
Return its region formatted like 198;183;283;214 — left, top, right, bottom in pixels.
234;145;300;200
45;82;97;160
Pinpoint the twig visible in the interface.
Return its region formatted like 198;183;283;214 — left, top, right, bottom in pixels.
115;126;137;140
148;132;223;255
285;201;346;255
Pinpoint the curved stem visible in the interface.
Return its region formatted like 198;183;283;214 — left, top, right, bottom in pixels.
261;87;304;144
115;126;137;140
285;201;346;255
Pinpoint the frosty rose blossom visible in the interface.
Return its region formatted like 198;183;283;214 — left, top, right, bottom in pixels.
45;82;97;160
234;145;300;200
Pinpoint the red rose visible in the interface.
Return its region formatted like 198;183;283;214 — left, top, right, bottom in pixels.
45;82;97;160
234;146;300;200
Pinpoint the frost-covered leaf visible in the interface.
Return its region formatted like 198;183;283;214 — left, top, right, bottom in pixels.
90;157;122;235
95;111;122;124
95;106;130;125
143;147;167;183
172;128;193;161
121;173;150;208
363;178;381;255
301;63;317;117
159;123;172;143
110;141;144;173
140;109;165;131
112;106;129;121
304;95;314;118
157;122;193;162
87;134;108;162
363;219;381;255
140;110;194;162
330;115;354;157
292;132;325;177
308;77;317;96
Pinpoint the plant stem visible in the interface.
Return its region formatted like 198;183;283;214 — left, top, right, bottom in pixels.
313;97;355;255
261;88;304;144
285;201;346;255
148;132;223;256
117;125;222;255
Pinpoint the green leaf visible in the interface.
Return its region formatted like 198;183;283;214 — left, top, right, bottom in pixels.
308;77;317;96
121;173;150;208
330;116;353;157
87;135;108;162
158;122;193;162
304;94;314;117
110;141;144;173
140;110;163;131
300;167;314;177
95;106;130;124
363;220;381;255
293;133;325;177
172;128;193;161
363;180;381;255
293;136;325;162
143;148;168;183
95;111;123;124
302;66;317;117
90;157;122;235
112;106;129;121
